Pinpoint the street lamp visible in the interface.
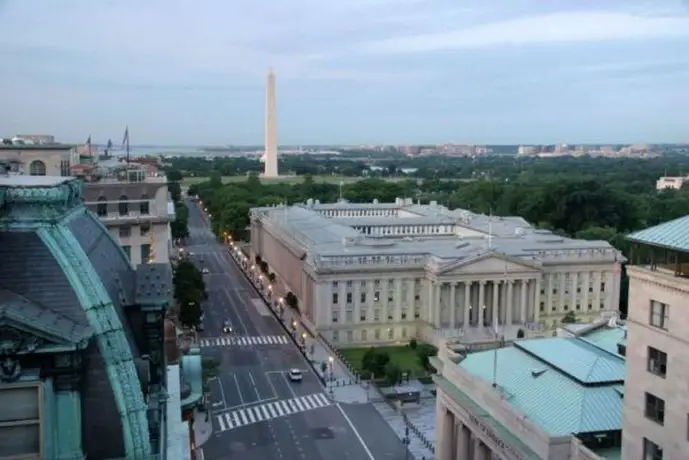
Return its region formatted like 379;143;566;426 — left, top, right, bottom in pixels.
328;356;334;381
300;332;307;347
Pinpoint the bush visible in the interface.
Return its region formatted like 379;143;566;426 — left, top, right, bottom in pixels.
409;338;418;350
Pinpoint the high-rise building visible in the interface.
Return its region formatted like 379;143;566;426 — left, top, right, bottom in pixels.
621;216;689;459
263;68;279;177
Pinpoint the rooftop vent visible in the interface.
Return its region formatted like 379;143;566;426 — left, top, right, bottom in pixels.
373;198;378;204
531;368;547;378
615;387;624;398
514;227;525;236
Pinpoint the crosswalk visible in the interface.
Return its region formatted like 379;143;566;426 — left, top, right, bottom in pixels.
199;335;290;348
216;393;332;432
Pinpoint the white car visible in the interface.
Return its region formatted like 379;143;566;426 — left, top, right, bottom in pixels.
287;369;303;382
202;268;209;274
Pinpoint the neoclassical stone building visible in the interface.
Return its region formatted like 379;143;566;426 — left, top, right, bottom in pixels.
0;175;195;459
250;199;623;346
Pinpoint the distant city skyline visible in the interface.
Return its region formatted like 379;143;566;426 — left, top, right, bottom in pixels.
1;0;688;144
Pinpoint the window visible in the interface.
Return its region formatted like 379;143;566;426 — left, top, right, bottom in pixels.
346;330;353;342
601;282;606;292
119;226;131;238
332;330;339;342
331;310;339;323
96;196;108;217
374;309;380;321
346;293;352;304
402;327;407;338
346;281;352;287
650;301;669;329
387;328;394;339
345;311;353;323
140;194;150;214
332;281;338;288
360;292;366;303
374;291;380;302
0;384;42;459
29;160;46;176
647;347;667;377
539;302;545;312
140;223;150;236
332;293;338;304
643;438;663;460
122;245;131;260
361;330;367;341
60;159;70;176
118;195;129;215
645;392;665;425
374;329;380;340
141;244;151;264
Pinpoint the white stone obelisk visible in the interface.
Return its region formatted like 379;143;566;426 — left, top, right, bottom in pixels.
263;68;279;177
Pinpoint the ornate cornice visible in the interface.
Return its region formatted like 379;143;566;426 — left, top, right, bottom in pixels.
0;179;84;225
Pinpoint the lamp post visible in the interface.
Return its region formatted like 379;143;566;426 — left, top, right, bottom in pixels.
328;356;334;381
300;332;307;348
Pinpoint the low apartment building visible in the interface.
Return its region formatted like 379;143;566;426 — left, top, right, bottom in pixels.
622;215;689;460
82;166;174;266
434;320;626;460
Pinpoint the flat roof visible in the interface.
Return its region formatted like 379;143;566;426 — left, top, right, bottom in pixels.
0;175;74;187
0;144;75;150
459;336;625;436
253;201;620;264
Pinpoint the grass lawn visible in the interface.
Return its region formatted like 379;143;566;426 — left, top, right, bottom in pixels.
181;174;475;186
339;345;426;376
180;175;410;186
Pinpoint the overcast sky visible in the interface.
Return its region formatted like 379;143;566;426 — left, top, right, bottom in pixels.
1;0;688;145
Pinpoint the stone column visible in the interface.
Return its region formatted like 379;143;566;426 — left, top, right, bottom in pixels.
354;282;361;325
594;271;602;310
478;281;486;326
570;272;578;312
472;436;483;460
492;281;500;326
520;280;528;323
434;283;442;326
558;273;566;313
449;283;456;329
534;277;542;323
546;273;554;319
582;271;590;311
506;280;514;325
463;281;471;327
382;279;390;321
395;279;402;321
427;280;434;322
436;408;455;460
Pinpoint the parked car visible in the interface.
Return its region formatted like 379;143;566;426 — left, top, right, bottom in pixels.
202;268;209;274
222;320;233;334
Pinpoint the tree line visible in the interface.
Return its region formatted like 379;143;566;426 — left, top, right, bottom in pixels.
181;156;689;316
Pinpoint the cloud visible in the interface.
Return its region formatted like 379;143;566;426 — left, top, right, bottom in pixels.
356;11;689;54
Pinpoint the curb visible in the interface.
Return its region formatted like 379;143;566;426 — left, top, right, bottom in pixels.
226;249;327;387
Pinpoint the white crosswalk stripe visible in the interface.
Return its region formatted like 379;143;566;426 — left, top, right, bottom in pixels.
199;335;290;348
215;393;331;432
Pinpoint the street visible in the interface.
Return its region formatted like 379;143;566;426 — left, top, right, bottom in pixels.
184;201;397;460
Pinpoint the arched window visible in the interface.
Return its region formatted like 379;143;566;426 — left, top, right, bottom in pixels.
118;195;129;216
29;160;46;176
140;194;150;215
97;196;108;217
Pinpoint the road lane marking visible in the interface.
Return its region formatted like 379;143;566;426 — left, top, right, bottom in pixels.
199;335;290;347
336;403;376;460
214;393;332;433
248;372;262;400
233;374;245;405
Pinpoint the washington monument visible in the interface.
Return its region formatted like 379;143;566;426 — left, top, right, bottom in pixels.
263;68;279;177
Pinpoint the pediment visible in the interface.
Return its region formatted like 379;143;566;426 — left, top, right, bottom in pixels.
435;252;541;277
0;289;92;352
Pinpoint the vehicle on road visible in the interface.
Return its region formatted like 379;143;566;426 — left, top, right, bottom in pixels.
222;320;233;334
202;267;209;274
287;369;303;382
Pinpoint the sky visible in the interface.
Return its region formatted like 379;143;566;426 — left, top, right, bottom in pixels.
1;0;688;145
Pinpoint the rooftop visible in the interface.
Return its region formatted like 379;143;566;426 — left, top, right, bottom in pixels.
0;143;75;150
627;214;689;252
0;175;74;187
459;335;625;436
253;200;621;266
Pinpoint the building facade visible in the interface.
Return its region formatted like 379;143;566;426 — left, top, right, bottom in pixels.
0;175;197;459
249;199;623;347
82;167;173;266
435;319;626;460
0;143;77;176
621;216;689;460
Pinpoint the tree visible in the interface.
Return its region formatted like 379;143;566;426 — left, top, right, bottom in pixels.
268;273;276;283
167;170;183;182
173;260;207;327
408;338;418;350
384;362;402;385
561;311;578;324
362;347;390;377
415;343;438;372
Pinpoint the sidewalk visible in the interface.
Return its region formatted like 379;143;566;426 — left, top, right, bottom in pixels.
194;407;213;447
